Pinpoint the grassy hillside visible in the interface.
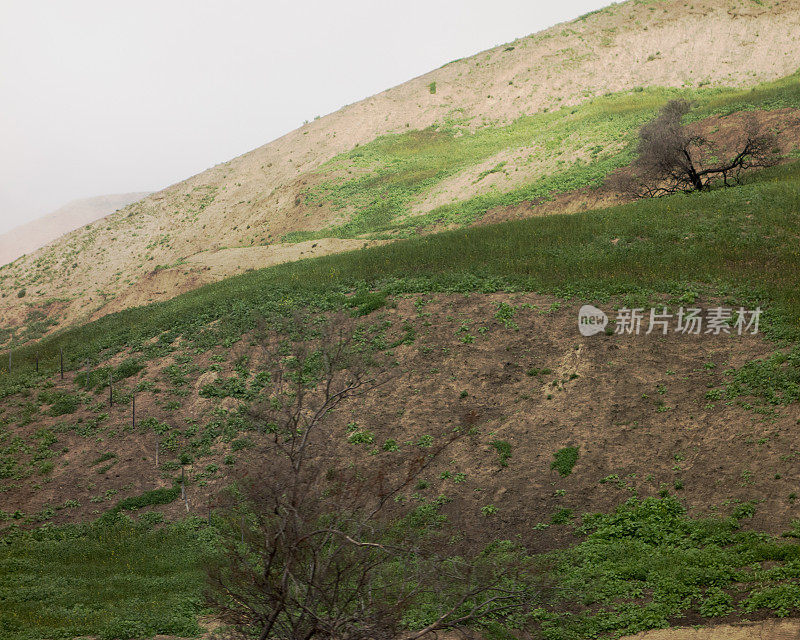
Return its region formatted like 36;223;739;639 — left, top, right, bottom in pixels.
287;72;800;240
1;160;798;639
1;498;798;640
2;3;800;639
0;518;208;640
2;0;799;339
5;159;799;376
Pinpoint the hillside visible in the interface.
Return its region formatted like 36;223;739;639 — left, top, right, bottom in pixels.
2;0;800;345
2;1;800;639
1;160;799;638
0;193;150;267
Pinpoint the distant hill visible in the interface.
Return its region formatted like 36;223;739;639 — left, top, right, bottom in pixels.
0;193;149;267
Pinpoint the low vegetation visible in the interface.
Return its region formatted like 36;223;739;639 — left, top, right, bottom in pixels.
1;495;797;639
4;158;800;387
0;66;798;640
0;516;209;640
286;71;800;240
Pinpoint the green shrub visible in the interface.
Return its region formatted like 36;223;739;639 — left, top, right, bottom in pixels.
108;485;180;514
230;437;254;451
550;508;573;525
114;357;145;380
348;289;387;316
199;377;251;399
490;439;512;467
551;446;579;476
699;587;734;617
348;430;375;445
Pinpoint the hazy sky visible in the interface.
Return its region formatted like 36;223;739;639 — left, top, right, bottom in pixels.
0;0;609;235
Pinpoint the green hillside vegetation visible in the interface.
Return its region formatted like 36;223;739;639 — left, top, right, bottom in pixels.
3;158;799;392
1;497;798;639
0;516;208;640
1;72;799;640
285;71;800;240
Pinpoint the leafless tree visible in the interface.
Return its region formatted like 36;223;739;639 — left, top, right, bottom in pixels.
205;315;541;640
621;99;780;197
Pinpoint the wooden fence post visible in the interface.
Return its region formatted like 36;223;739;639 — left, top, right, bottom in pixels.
181;466;189;511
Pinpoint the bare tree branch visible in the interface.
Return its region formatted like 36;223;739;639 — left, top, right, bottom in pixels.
619;100;780;198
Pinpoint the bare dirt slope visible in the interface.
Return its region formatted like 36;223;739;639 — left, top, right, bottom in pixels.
622;619;800;639
3;293;797;540
1;0;799;339
0;192;149;267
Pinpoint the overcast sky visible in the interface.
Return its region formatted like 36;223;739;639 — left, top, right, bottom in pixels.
0;0;609;235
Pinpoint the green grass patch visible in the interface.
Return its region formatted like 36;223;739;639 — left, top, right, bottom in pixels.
0;517;209;640
106;485;181;515
1;496;798;639
490;439;513;467
725;347;800;405
285;71;800;240
3;160;800;388
37;390;80;416
537;496;800;638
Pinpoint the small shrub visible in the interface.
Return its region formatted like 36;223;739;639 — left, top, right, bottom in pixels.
91;452;117;466
699;587;734;617
550;508;573;525
114;357;145;380
230;437;254;451
108;485;180;514
551;446;579;476
732;501;757;520
490;439;512;467
348;289;387;316
494;302;518;330
416;434;434;448
348;430;374;445
38;390;80;416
